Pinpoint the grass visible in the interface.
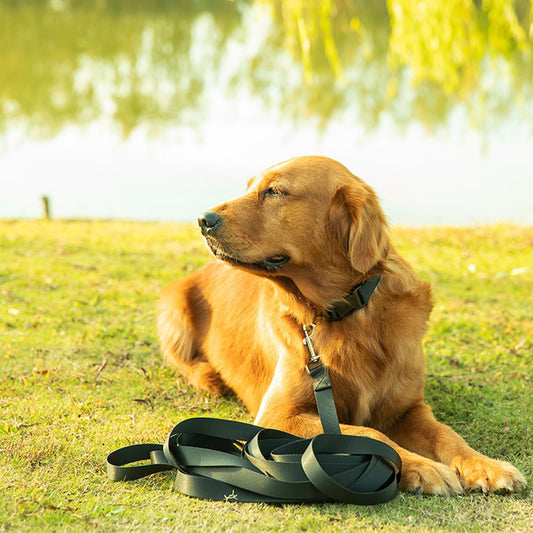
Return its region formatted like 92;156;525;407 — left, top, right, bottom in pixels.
0;220;531;532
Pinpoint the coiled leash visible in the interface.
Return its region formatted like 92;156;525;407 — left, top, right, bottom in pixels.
107;312;401;504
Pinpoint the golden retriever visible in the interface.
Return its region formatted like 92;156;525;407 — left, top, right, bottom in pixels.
157;156;526;495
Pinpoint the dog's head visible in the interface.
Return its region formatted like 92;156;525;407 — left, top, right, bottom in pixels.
199;156;389;305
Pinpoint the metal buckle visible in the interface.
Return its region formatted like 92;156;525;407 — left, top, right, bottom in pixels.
303;323;322;373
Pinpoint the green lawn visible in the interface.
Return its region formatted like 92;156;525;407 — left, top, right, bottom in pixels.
0;220;531;532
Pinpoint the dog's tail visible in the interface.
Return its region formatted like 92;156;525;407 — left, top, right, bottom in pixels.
158;280;197;362
157;306;196;368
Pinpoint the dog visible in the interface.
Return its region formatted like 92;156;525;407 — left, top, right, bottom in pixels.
157;156;526;495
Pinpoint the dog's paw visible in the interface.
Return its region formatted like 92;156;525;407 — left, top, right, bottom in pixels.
400;454;464;496
451;454;527;493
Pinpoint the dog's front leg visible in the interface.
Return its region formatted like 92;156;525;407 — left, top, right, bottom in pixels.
387;402;526;493
254;380;463;496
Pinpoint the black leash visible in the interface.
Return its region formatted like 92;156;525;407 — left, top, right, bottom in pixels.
303;323;340;435
107;277;401;504
107;416;400;504
107;325;401;505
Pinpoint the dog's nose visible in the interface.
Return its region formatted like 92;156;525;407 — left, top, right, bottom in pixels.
198;212;222;232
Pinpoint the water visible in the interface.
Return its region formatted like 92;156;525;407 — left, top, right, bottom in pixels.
1;0;532;225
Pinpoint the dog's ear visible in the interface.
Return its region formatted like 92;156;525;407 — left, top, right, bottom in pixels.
327;182;389;273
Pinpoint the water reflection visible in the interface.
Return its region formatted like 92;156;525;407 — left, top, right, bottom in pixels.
1;0;531;135
0;0;245;136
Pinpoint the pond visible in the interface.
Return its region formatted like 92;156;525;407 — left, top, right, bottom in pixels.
1;0;532;225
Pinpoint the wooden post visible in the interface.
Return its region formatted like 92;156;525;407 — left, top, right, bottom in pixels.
41;196;51;220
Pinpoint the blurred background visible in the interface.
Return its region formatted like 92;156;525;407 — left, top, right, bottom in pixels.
0;0;532;225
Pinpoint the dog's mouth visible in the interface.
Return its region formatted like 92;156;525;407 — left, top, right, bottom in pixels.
206;240;289;272
260;255;290;268
217;251;290;272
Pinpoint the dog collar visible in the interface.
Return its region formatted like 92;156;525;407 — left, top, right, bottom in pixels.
319;275;381;321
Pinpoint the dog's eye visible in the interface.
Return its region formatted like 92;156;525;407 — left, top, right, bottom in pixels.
263;187;281;198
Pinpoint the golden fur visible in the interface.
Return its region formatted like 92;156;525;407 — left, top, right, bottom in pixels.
158;156;525;495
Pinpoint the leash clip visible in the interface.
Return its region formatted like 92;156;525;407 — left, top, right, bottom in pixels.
303;323;322;373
